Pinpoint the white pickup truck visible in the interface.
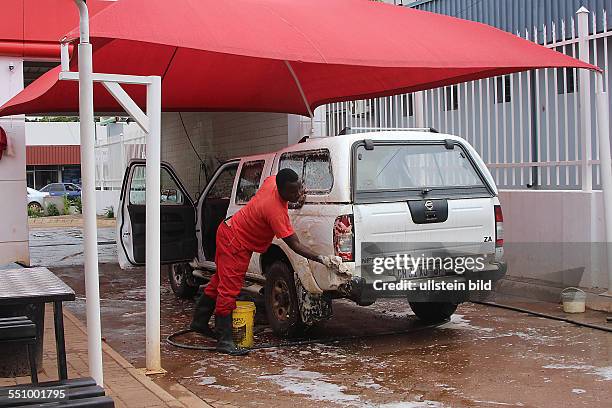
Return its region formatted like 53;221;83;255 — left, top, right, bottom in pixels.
117;129;507;337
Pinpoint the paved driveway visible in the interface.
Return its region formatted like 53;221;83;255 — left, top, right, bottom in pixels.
31;227;612;408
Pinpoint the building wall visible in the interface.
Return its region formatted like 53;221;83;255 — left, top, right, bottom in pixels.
500;190;608;289
0;56;28;265
411;0;612;36
161;112;290;198
25;122;82;145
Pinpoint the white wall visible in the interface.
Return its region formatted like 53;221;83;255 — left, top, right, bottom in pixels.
26;122;80;145
499;190;608;289
26;121;112;146
0;57;28;265
96;190;120;216
161;112;290;198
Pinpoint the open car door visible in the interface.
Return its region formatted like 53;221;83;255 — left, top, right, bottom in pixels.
117;159;197;268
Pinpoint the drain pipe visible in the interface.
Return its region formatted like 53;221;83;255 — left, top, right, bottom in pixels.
72;0;104;386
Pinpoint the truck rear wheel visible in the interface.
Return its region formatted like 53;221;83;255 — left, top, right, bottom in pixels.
264;261;304;338
409;302;457;323
168;263;198;299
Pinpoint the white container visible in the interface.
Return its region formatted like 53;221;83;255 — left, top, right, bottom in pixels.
561;287;586;313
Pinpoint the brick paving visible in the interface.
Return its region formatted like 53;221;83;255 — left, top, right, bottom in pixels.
28;215;116;229
0;307;212;408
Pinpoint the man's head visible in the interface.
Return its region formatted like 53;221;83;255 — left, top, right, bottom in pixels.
276;168;302;203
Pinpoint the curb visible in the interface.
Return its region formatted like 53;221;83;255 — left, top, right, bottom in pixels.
62;309;213;408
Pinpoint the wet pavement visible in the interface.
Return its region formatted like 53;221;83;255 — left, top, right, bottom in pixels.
30;227;612;408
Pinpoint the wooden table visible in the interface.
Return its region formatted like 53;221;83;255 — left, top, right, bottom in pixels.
0;267;75;380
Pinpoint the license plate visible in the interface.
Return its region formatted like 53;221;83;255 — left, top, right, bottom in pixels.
390;265;446;280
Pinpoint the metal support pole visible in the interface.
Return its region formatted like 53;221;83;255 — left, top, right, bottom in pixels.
577;7;593;192
145;76;164;373
414;91;425;128
73;0;103;386
595;72;612;295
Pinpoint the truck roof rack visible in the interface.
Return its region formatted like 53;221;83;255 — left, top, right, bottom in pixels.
338;127;439;135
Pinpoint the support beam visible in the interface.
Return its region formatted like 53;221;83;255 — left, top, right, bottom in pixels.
59;71;154;85
145;76;164;374
102;81;150;133
595;72;612;295
60;42;69;72
577;7;593;192
73;0;103;386
284;60;313;118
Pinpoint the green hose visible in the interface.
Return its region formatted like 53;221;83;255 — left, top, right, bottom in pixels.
166;319;449;352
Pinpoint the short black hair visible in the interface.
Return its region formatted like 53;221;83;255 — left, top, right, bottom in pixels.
276;168;299;190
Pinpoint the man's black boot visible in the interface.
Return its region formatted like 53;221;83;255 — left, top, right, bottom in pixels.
190;294;217;338
214;314;249;356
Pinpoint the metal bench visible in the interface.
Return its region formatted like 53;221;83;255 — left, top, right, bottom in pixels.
0;317;38;384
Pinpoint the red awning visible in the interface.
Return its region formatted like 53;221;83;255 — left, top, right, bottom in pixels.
0;0;598;117
26;145;80;165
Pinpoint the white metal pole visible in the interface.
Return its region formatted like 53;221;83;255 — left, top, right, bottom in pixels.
73;0;103;386
595;72;612;295
577;7;593;192
145;76;163;373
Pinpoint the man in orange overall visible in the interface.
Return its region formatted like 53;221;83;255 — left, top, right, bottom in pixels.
191;168;332;355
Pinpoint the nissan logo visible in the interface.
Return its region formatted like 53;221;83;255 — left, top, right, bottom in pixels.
424;200;434;211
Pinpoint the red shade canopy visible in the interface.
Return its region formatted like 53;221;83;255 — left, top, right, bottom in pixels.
0;0;598;117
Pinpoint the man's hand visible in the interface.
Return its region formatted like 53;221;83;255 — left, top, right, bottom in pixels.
317;255;332;268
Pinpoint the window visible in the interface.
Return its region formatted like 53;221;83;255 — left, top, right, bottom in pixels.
129;166;185;205
28;165;59;190
43;183;64;192
206;164;238;200
160;168;184;205
444;85;458;111
279;155;304;180
355;144;484;192
65;184;80;191
236;161;265;204
495;76;512;103
303;152;333;193
279;149;333;194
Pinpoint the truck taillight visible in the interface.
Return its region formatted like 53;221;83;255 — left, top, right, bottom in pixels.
494;205;504;247
334;214;354;262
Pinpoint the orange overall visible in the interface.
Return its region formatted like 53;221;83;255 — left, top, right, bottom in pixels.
204;176;294;316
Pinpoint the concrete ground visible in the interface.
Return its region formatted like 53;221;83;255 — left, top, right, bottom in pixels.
30;227;612;408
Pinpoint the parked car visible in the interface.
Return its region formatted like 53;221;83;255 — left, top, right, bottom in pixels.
39;183;81;199
117;129;507;337
27;187;49;212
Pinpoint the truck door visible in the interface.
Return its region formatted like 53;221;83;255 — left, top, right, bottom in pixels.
117;160;197;268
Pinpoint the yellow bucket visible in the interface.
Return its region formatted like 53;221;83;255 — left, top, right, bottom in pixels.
232;301;256;348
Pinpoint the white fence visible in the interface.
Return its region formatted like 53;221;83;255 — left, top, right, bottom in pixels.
93;122;145;214
94;122;146;191
323;8;612;190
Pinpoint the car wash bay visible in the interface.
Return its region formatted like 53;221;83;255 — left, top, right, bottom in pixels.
3;0;612;404
29;228;612;408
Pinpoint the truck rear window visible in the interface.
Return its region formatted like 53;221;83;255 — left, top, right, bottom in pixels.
355;143;490;201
